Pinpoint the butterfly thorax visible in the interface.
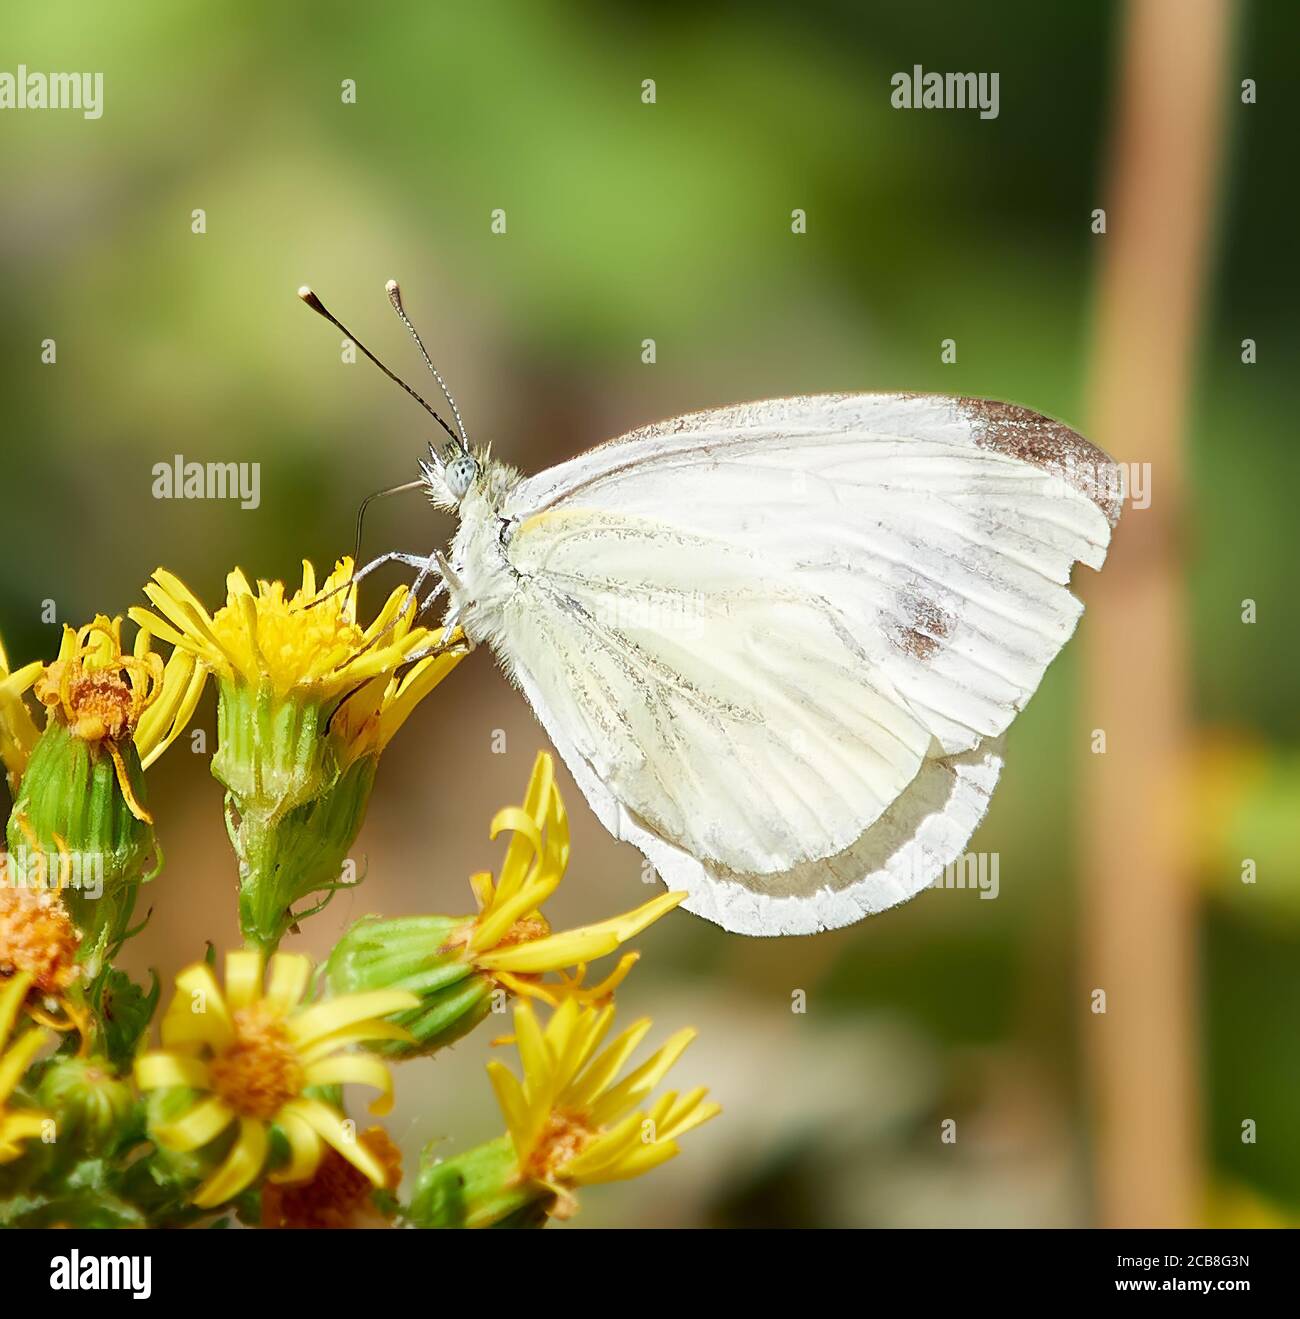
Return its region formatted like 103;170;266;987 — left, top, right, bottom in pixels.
446;457;524;643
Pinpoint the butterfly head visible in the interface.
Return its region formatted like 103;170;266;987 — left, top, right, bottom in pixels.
444;449;480;501
418;439;479;509
420;439;479;506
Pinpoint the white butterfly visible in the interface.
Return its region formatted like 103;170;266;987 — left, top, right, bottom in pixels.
302;284;1123;936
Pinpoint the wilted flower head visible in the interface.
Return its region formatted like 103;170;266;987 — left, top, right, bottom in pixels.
0;885;81;997
260;1125;402;1229
23;616;202;822
3;616;197;984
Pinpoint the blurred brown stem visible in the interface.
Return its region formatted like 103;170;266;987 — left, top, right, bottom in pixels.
1081;0;1233;1227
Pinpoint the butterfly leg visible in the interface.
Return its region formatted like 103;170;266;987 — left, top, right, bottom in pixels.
299;551;433;611
401;547;446;620
391;553;474;664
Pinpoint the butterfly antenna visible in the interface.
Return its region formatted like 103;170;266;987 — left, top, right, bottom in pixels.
386;279;470;450
297;286;460;447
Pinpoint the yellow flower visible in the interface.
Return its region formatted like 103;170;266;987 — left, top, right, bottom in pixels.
328;641;464;771
328;751;685;1056
0;971;54;1163
130;560;464;952
135;949;418;1209
457;751;685;1006
129;558;453;705
487;997;720;1219
26;615;205;821
0;636;41;793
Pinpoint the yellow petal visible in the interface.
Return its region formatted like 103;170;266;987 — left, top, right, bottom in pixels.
474;890;684;974
235;592;269;677
264;953;313;1013
303;1055;396;1115
281;1097;387;1187
562;1109;644;1181
474;926;618;974
286;989;419;1049
0;971;34;1049
661;1093;722;1141
568;952;638;1003
152;1095;235;1152
486;1059;531;1157
296;1018;413;1064
549;1000;612;1094
470;867;561;954
134;1051;211;1092
485;803;545;910
373;646;465;753
223;950;264;1011
0;1022;48;1105
142;573;230;662
469;870;495;911
566;1016;652;1111
125;607;194;656
575;1135;679;1185
493;971;562;1009
590;1027;696;1128
0;1110;51;1146
137;650;208;769
226;567;255;599
161;963;234;1051
192;1117;268;1208
512;1000;550;1092
268;1110;323;1185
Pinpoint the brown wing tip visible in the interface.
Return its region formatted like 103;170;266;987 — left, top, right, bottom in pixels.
956;397;1124;527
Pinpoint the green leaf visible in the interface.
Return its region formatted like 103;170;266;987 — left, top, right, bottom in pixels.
92;967;160;1071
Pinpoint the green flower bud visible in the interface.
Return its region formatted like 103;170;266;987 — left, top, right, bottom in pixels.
325;914;495;1058
36;1057;135;1154
406;1135;548;1229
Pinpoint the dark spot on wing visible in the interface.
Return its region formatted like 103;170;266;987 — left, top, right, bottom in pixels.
957;397;1124;527
889;586;954;661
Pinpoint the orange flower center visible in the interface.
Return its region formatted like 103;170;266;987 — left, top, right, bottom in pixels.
37;664;140;742
209;1004;304;1119
0;885;81;994
528;1109;598;1184
443;913;551;960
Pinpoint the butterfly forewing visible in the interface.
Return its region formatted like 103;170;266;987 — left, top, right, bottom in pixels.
458;392;1121;934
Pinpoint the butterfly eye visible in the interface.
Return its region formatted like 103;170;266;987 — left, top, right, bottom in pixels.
445;453;479;500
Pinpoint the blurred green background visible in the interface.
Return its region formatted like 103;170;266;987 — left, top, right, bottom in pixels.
1;0;1295;1227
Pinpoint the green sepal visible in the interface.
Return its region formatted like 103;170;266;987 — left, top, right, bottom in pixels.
326;914;497;1057
212;677;339;817
231;756;377;954
5;721;157;975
